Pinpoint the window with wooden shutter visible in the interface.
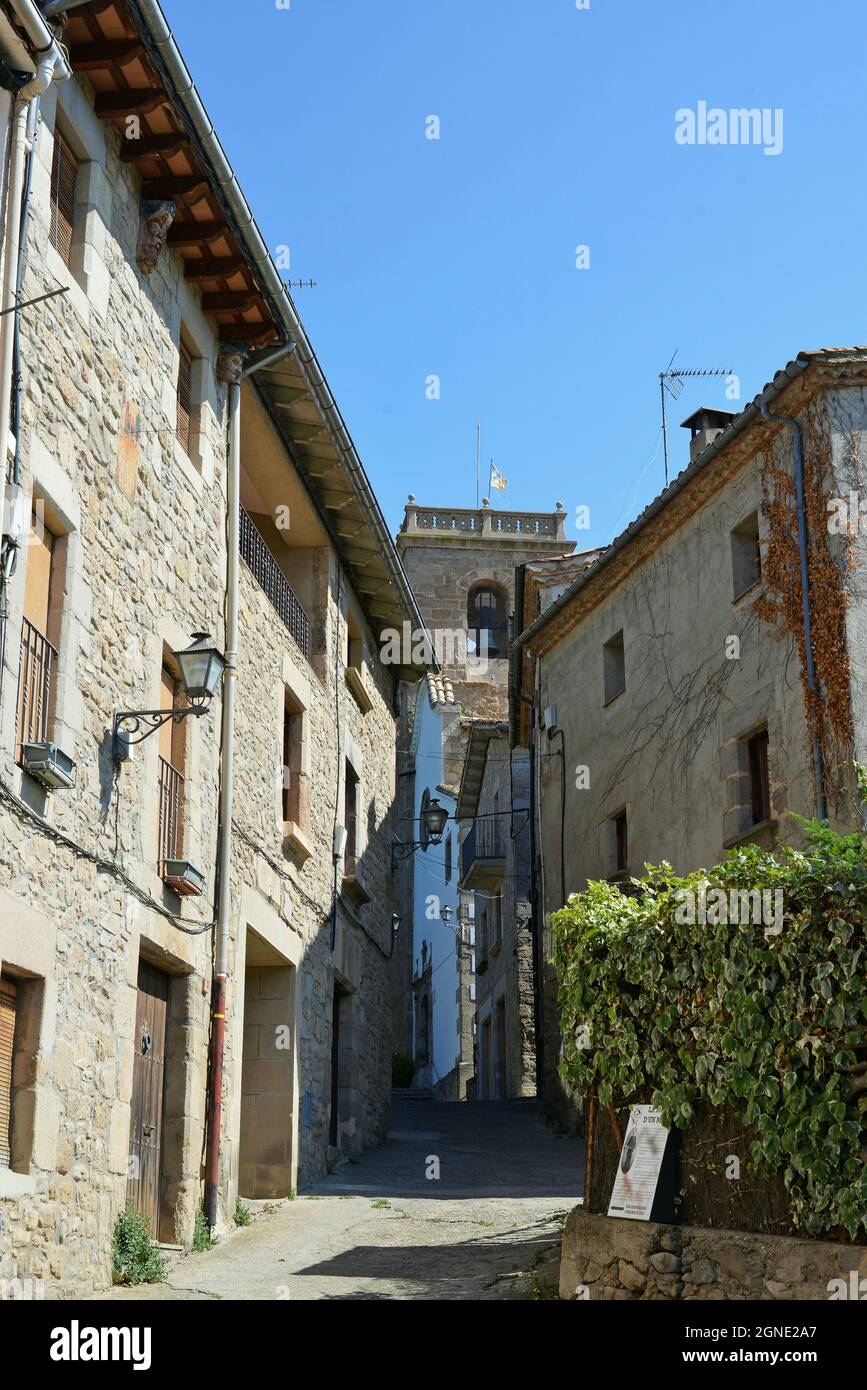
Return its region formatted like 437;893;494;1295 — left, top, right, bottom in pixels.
0;976;18;1169
176;341;193;454
49;130;77;266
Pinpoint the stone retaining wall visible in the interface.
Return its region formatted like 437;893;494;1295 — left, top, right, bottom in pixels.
559;1207;867;1301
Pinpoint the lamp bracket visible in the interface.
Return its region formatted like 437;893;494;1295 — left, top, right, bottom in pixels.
112;702;208;762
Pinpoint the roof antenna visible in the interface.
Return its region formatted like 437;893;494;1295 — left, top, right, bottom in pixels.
659;354;731;485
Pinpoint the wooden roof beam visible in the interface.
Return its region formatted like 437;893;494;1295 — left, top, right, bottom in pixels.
95;89;166;118
70;39;143;70
201;290;262;313
142;175;210;202
183;256;247;280
167;221;226;247
121;134;189;162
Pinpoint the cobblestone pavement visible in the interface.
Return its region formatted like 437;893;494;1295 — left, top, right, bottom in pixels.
91;1095;584;1301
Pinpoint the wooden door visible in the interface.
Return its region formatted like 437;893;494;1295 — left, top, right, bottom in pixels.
329;985;341;1147
126;961;169;1234
0;977;18;1168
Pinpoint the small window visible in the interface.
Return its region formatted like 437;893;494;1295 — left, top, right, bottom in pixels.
490;888;503;950
176;340;193;455
282;696;303;824
613;810;628;873
346;611;362;672
158;663;186;872
603;629;625;704
49;130;78;266
731;512;761;599
0;975;18;1169
344;760;359;875
445;832;452;883
748;728;771;825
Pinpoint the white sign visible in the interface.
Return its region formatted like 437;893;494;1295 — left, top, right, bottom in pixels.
607;1105;670;1221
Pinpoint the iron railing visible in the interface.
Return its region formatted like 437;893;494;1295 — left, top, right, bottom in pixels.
460;816;506;880
158;756;185;871
240;507;310;659
17;618;56;754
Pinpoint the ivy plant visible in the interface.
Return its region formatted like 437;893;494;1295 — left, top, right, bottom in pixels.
551;819;867;1239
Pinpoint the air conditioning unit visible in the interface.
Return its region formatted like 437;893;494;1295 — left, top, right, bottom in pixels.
20;741;76;790
162;859;205;897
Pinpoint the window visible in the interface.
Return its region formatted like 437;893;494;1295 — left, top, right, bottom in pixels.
176;340;193;455
445;832;452;883
731;511;761;598
17;512;57;758
467;583;507;659
49;129;78;266
157;663;186;873
282;696;304;824
748;728;771;825
603;629;625;704
0;976;18;1169
489;888;503;951
419;786;431;850
344;760;359;875
344;609;372;711
613;810;628;873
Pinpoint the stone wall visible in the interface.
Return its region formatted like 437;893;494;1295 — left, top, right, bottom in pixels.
0;69;405;1297
559;1207;867;1301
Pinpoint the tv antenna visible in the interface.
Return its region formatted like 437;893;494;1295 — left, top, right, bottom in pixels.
659;352;731;484
283;279;317;289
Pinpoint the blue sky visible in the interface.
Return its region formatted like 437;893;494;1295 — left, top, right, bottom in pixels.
164;0;867;548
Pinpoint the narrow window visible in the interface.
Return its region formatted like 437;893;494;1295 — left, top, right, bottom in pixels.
346;611;362;672
282;695;303;824
603;629;625;704
0;976;18;1169
731;511;761;599
344;760;358;875
467;584;506;659
176;340;193;455
444;832;452;883
614;810;628;873
491;888;503;949
748;728;771;824
158;664;186;872
49;130;77;266
17;513;57;758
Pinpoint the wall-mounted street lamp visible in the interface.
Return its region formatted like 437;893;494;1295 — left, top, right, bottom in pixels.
391;796;449;866
112;632;226;764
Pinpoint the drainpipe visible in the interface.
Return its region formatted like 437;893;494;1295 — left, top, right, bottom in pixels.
0;99;29;482
204;342;293;1231
759;398;828;822
13;2;72;95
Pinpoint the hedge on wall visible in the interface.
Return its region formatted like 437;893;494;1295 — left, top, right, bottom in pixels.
551;818;867;1239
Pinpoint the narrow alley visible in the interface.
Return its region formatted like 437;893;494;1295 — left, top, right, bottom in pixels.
93;1096;583;1301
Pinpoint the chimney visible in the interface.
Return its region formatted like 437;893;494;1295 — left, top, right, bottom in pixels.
680;406;738;464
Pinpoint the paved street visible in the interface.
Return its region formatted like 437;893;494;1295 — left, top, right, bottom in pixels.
93;1095;583;1301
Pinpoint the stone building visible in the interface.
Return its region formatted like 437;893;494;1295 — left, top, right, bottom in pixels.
455;720;536;1099
0;0;426;1297
512;349;867;1121
395;498;575;1100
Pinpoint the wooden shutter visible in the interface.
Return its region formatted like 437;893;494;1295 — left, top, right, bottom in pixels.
0;977;18;1169
49;131;77;266
176;342;193;454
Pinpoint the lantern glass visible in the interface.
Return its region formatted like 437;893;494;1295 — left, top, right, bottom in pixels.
422;797;448;844
174;633;226;701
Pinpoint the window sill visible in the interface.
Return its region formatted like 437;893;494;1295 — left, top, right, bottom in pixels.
171;436;204;493
0;1168;36;1198
282;820;314;864
723;817;778;850
603;690;625;710
732;578;762;605
489;941;502;957
345;665;373;714
341;872;371;908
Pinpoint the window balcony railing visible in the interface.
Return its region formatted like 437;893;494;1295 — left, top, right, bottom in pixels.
459;816;507;889
17;618;56;754
158;756;184;872
239;506;310;659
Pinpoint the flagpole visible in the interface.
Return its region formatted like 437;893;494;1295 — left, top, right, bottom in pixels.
488;459;494;506
476;422;480;509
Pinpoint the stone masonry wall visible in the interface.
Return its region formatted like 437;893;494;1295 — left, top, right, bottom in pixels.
560;1208;867;1301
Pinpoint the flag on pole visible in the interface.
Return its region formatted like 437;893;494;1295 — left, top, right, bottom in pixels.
489;462;508;493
